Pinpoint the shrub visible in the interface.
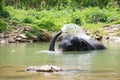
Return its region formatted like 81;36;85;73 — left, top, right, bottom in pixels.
71;18;82;26
25;29;51;41
24;31;34;39
4;6;120;33
86;12;108;23
0;10;10;18
0;21;10;33
37;21;56;31
23;17;33;23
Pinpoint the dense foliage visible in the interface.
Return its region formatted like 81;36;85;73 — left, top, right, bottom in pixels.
0;20;10;33
4;6;119;31
2;0;120;10
0;0;120;33
0;0;10;18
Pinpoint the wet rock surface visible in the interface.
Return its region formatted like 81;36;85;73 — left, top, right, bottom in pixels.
26;65;63;72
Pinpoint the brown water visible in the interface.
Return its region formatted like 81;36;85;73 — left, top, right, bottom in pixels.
0;42;120;80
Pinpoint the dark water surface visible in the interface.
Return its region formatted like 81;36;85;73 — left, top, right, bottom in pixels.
0;42;120;80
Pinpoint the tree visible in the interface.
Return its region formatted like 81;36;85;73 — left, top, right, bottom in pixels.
0;0;3;10
0;0;9;18
116;0;120;8
1;0;119;10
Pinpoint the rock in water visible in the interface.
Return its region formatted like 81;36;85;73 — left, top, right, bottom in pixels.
26;65;63;72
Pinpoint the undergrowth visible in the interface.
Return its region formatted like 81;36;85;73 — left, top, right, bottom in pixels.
3;6;120;32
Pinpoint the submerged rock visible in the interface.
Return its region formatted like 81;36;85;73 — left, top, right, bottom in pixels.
26;65;63;72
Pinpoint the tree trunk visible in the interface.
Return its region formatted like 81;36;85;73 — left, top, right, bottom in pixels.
14;0;18;9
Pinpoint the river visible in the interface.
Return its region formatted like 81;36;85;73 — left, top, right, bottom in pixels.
0;41;120;80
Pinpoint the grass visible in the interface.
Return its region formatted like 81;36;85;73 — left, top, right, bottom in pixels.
83;23;105;30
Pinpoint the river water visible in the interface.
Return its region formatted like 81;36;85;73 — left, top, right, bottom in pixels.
0;41;120;80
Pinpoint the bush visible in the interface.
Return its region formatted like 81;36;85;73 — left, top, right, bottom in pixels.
24;31;34;39
25;29;51;41
23;17;33;23
4;6;120;32
86;12;108;23
37;21;56;31
0;10;10;18
71;17;82;26
0;21;10;33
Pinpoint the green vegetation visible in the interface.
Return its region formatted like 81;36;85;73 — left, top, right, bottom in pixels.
0;20;10;33
4;6;120;31
2;0;120;10
0;0;9;18
116;31;120;37
0;0;120;35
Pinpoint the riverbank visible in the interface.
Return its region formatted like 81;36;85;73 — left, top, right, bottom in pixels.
101;24;120;42
86;24;120;42
0;24;120;44
0;26;52;44
0;6;120;44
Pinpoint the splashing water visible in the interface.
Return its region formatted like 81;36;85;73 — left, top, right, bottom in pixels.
61;23;91;39
36;50;62;54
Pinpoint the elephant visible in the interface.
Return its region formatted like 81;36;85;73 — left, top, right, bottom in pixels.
49;30;106;52
49;30;106;51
